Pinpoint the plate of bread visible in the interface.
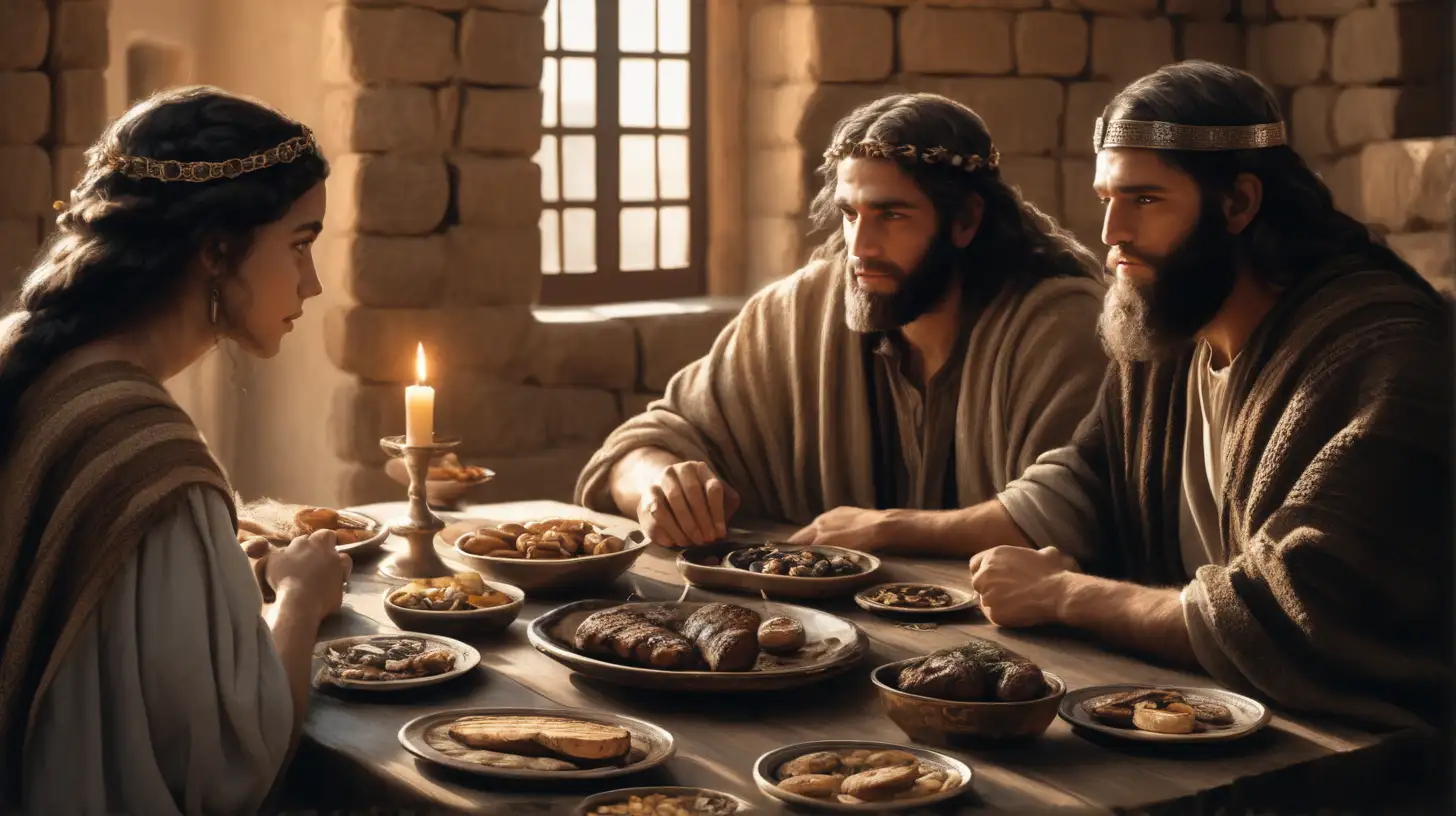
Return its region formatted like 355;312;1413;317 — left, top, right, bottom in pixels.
528;599;868;692
397;706;675;780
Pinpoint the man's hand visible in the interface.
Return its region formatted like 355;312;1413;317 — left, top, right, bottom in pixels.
968;545;1078;628
788;507;901;552
638;460;740;548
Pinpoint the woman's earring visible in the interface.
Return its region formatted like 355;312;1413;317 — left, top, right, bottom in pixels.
209;287;220;325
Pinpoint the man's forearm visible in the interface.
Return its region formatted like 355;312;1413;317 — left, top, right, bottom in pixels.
886;500;1033;558
1054;572;1200;668
608;447;683;517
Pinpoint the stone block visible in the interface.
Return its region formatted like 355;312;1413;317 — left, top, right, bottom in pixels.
1060;159;1101;230
901;8;1014;76
748;83;815;149
52;146;85;204
625;308;739;391
460;87;543;156
1387;232;1454;295
1014;12;1087;78
526;313;637;390
793;83;906;156
324;304;534;383
0;146;51;218
322;6;456;85
330;154;450;236
749;146;810;219
1331;4;1449;85
908;77;1063;155
460;10;545;87
332;381;620;464
1246;22;1326;87
1091;18;1174;84
1166;0;1233;17
54;70;105;146
999;156;1061;221
1274;0;1367;17
437;86;462;151
1064;82;1117;155
337;234;449;308
1053;0;1158;12
1331;87;1449;150
621;392;662;417
0;72;49;144
447;225;542;305
0;219;40;296
750;5;894;85
324;86;437;155
0;2;48;71
50;1;109;70
746;216;808;290
1181;22;1242;68
1290;86;1336;158
1330;139;1455;232
454;155;543;228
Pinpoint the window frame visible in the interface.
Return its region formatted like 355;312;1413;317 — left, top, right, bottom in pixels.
538;0;709;306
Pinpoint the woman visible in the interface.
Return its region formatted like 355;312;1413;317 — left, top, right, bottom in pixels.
0;86;351;814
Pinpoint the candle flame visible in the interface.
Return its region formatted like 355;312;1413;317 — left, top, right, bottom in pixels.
415;343;427;384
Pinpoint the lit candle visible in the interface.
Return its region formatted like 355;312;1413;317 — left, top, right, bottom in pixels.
405;343;434;446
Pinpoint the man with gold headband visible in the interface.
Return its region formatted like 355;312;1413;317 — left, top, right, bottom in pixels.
575;93;1109;546
864;62;1452;732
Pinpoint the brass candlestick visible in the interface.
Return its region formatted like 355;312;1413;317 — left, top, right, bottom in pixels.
378;434;462;581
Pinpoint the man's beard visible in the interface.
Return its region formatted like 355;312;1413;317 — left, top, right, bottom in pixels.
1097;205;1240;363
844;232;963;333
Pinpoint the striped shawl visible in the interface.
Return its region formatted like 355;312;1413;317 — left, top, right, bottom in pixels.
0;360;236;805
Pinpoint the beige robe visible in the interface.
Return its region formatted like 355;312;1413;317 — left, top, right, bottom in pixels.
23;486;293;815
575;260;1109;523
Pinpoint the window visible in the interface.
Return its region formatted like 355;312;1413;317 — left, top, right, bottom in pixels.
535;0;707;306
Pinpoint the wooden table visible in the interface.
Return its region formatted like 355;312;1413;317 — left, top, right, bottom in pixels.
282;500;1436;815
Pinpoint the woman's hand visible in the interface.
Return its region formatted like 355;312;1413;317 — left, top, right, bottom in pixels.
265;529;352;622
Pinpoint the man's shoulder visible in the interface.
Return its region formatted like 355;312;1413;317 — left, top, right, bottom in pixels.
989;272;1108;330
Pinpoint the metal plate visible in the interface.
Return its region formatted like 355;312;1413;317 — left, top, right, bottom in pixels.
753;739;973;812
1058;684;1271;743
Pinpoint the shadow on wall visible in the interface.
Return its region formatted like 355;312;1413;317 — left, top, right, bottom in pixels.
1394;2;1455;138
126;40;189;104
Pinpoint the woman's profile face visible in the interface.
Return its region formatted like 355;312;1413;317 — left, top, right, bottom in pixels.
224;181;326;357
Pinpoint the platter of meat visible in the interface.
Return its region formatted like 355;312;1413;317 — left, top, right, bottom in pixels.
753;741;973;812
312;633;480;691
1058;684;1271;743
528;599;868;691
854;583;978;616
397;706;675;781
676;543;881;599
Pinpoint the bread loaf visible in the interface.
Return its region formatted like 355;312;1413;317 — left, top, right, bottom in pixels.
447;715;632;761
573;605;701;670
679;603;762;671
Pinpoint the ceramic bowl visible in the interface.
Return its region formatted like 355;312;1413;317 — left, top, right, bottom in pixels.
384;456;494;507
753;740;973;812
452;530;650;594
381;578;524;637
575;787;756;815
871;659;1065;745
676;542;882;599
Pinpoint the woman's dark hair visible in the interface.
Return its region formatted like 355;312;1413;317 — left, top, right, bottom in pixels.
1103;60;1426;289
809;93;1102;298
0;85;329;456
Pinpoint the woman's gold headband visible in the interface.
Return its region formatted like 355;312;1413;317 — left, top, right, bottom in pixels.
1093;117;1288;153
101;126;320;183
824;139;1000;172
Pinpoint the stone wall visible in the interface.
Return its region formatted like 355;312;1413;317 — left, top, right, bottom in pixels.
0;0;109;299
319;2;740;505
741;0;1453;293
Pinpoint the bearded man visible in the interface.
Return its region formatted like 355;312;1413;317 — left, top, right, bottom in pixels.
574;93;1108;545
854;62;1452;730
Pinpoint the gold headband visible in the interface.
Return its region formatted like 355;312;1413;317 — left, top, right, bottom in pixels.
1093;117;1287;153
102;127;320;183
824;139;1000;172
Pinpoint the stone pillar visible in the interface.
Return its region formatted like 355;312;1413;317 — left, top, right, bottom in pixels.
0;1;55;300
